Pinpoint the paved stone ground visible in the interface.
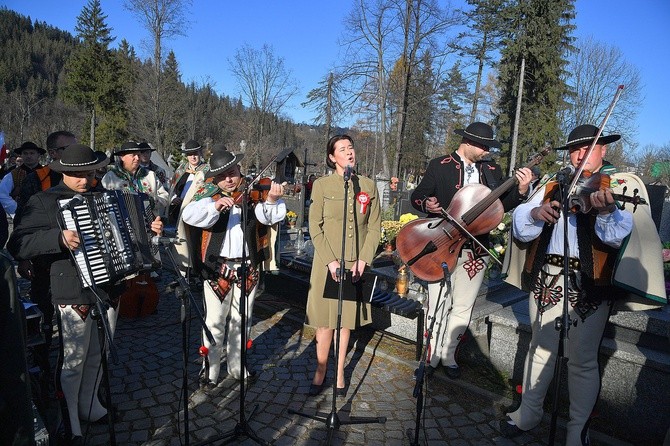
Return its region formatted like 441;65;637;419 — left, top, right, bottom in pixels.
18;264;631;445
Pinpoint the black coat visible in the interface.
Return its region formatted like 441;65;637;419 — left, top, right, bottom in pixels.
7;183;113;305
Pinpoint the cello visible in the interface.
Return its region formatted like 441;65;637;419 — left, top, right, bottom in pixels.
396;147;549;282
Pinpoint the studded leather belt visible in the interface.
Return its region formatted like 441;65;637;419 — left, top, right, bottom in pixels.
219;257;245;263
545;254;580;270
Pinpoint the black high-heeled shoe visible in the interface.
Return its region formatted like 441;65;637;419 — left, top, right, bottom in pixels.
308;382;326;396
335;385;347;397
309;370;328;396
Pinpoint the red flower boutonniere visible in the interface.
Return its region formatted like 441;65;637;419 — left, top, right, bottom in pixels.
356;192;370;214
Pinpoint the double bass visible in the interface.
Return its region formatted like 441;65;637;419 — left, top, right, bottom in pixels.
396;148;549;282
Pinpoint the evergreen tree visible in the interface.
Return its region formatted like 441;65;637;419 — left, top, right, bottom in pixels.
437;61;472;154
452;0;507;122
495;0;575;172
0;9;78;144
161;50;186;154
302;72;345;148
402;51;436;174
61;0;124;149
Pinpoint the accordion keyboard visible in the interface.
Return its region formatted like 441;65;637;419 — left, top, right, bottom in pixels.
59;190;154;288
61;201;112;287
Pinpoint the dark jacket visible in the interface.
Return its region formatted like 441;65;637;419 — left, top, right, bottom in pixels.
7;183;112;305
0;252;33;445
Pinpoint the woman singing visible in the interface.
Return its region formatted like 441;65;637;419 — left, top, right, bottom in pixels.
305;134;381;396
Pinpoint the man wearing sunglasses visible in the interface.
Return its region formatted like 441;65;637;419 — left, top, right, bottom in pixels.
16;131;77;215
14;130;76;397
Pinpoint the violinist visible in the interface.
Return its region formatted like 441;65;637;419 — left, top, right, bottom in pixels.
500;124;633;444
181;148;286;387
410;122;532;380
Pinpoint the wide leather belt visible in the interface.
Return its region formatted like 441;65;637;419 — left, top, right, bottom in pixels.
545;254;580;270
219;257;245;263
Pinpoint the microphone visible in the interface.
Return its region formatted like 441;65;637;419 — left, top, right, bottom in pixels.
59;194;85;211
151;236;186;245
556;165;575;182
343;165;354;181
442;262;451;283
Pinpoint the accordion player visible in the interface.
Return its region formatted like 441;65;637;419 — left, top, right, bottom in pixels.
59;190;161;288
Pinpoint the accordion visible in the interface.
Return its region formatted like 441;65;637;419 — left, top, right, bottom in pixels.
59;190;160;288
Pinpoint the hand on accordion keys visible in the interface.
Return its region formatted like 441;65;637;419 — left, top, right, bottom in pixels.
60;230;81;251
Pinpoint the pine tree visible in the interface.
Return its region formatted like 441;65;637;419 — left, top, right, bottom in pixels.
495;0;576;172
60;0;124;149
302;72;345;147
402;51;436;173
452;0;507;122
161;50;187;154
438;61;472;154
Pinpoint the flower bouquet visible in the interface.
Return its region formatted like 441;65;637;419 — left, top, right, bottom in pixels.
380;213;419;250
286;210;297;228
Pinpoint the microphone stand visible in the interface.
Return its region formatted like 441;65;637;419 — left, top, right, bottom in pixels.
162;246;215;446
411;264;450;446
548;172;574;445
196;168;268;446
57;196;117;445
545;86;623;444
289;168;385;445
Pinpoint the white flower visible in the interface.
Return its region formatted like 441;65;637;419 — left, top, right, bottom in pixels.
497;222;506;231
494;244;505;254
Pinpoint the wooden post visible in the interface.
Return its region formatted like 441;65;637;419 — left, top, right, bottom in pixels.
509;57;525;176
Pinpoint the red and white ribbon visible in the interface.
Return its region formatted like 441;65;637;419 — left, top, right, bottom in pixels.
356;192;370;214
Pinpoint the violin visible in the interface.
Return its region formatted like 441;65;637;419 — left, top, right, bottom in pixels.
224;177;272;206
567;171;647;214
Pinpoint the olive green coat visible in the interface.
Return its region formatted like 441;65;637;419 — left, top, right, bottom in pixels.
305;173;381;329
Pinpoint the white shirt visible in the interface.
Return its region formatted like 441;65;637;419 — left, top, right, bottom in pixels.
512;185;633;258
463;163;480;185
182;198;286;258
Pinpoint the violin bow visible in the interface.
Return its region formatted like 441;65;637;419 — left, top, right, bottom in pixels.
566;84;625;197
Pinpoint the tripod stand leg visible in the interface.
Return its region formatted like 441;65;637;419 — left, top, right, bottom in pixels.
93;304;117;446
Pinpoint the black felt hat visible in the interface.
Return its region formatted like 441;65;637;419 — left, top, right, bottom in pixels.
205;149;244;179
113;141;144;155
49;144;109;172
138;141;154;151
182;139;202;154
454;122;501;148
555;124;621;150
14;141;46;155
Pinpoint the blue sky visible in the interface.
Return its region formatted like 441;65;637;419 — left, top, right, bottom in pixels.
3;0;669;151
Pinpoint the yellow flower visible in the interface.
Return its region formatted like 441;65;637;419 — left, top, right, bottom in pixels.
399;213;419;224
380;216;418;245
286;210;297;219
